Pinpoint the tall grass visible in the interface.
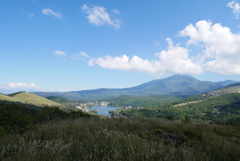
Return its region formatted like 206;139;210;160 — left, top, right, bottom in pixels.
1;117;240;161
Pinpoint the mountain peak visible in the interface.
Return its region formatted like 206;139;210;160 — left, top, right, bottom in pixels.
166;74;197;81
32;75;237;100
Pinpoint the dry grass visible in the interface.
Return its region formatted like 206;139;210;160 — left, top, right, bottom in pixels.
1;117;240;161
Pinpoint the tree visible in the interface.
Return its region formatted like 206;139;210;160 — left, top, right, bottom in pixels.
182;115;191;124
166;115;174;121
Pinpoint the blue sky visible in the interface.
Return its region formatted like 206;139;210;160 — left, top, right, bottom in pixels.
1;0;240;93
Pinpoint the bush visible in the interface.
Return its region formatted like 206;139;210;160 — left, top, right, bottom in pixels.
1;117;240;160
165;115;174;121
182;115;191;124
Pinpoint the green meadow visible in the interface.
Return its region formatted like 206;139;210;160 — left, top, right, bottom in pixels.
1;117;240;161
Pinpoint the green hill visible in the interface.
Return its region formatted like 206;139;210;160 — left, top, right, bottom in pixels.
12;92;60;106
210;83;240;94
122;93;240;124
102;95;181;108
171;83;240;106
45;96;71;104
0;92;60;106
0;93;23;103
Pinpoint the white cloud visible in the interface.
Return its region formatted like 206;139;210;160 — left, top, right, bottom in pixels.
71;52;90;59
88;38;203;77
112;9;120;14
86;19;240;76
227;1;240;19
155;38;203;75
42;8;62;19
80;52;90;58
7;83;41;89
82;4;121;29
53;50;67;56
21;9;34;18
179;20;240;75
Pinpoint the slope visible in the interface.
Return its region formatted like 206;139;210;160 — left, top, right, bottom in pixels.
45;96;70;104
12;92;60;106
210;83;240;94
0;93;23;103
122;93;240;124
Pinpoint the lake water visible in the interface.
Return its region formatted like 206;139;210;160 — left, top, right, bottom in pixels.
90;106;118;116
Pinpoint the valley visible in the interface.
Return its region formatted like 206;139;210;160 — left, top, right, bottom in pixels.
1;74;240;160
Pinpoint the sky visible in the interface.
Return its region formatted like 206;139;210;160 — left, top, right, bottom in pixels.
1;0;240;93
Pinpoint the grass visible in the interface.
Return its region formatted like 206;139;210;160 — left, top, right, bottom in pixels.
1;117;240;161
12;92;60;106
0;93;23;103
0;92;60;107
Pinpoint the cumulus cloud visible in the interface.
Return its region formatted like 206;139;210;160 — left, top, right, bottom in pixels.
42;8;62;19
82;4;121;29
7;83;41;89
227;1;240;19
179;20;240;75
86;19;240;76
155;38;203;74
88;38;203;77
52;50;67;56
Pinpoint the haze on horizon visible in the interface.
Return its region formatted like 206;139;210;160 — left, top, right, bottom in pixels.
1;0;240;93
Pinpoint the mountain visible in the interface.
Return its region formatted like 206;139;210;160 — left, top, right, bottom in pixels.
32;74;239;100
0;92;60;106
128;74;222;95
216;80;240;86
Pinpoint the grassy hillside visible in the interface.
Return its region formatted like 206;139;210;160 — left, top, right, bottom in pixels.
122;93;240;124
171;83;240;106
1;117;240;160
211;83;240;94
0;93;23;102
11;92;60;106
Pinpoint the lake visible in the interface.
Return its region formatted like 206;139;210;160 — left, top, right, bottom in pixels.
90;106;118;116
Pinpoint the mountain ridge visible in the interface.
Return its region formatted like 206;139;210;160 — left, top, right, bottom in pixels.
32;74;240;100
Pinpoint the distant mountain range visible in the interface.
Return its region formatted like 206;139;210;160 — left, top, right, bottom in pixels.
32;74;240;100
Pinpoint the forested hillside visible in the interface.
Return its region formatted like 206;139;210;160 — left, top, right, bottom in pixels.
0;102;90;134
102;95;182;108
121;93;240;124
